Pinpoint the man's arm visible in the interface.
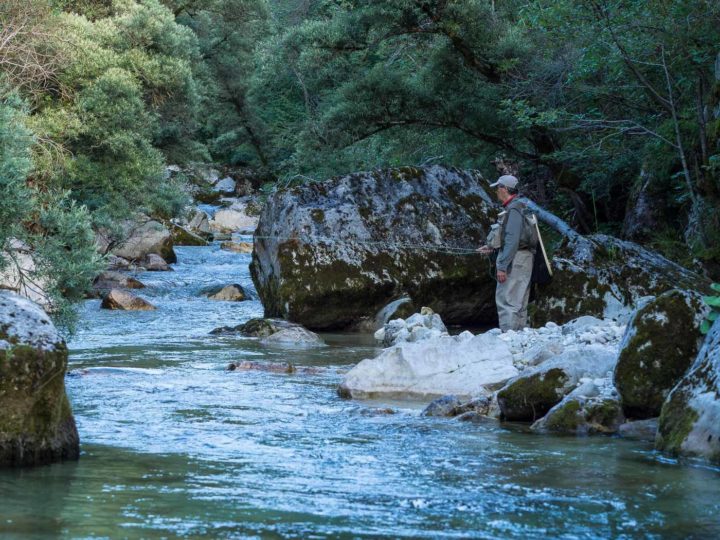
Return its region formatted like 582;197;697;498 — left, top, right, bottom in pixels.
496;209;522;272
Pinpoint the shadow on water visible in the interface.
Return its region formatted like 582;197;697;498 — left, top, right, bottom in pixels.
1;244;719;538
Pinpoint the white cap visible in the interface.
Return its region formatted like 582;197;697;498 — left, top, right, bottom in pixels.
489;175;519;189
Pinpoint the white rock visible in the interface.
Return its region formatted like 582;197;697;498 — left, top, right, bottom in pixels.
210;207;259;233
214;177;236;193
339;333;519;399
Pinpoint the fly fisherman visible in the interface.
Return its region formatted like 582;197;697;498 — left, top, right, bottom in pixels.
478;175;537;332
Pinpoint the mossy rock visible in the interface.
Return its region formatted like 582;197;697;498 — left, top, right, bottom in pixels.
210;318;291;337
496;346;618;422
0;291;79;468
614;290;707;419
656;319;720;464
532;235;710;326
169;223;208;247
250;166;497;330
532;397;624;435
497;368;569;421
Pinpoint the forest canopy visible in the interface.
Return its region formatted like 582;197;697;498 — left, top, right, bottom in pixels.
1;0;719;315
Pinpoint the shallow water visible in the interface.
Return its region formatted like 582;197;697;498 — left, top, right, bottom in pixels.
1;243;719;539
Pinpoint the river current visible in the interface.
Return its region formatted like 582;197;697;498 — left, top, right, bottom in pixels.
1;242;719;538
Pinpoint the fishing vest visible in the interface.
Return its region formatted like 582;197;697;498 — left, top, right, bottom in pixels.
501;200;539;252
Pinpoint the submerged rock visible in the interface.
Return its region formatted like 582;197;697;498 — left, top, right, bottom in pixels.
617;418;659;442
656;319;720;464
497;346;617;421
207;284;247;302
421;395;492;418
421;395;463;417
338;332;518;400
211;318;324;346
0;291;79;467
261;326;324;346
531;234;709;326
251;165;497;330
614;290;708;419
101;289;156;311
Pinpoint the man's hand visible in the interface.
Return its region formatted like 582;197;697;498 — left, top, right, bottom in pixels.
497;270;507;283
477;245;493;255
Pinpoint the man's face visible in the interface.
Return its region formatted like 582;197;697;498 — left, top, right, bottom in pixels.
496;185;508;202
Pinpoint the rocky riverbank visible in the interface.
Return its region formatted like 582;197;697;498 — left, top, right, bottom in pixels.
339;291;718;464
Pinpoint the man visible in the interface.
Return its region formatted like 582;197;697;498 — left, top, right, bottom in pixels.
478;175;536;332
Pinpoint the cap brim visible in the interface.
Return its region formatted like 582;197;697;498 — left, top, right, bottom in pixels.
489;181;500;187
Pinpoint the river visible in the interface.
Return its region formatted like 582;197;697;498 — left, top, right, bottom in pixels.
1;242;719;538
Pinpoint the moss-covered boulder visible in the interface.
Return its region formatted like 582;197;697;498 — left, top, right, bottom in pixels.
614;290;708;419
169;223;208;247
532;398;624;435
531;378;624;435
497;346;617;421
0;291;79;467
532;234;709;326
656;319;720;464
251;166;497;330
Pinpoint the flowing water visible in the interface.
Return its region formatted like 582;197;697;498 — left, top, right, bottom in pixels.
1;242;719;539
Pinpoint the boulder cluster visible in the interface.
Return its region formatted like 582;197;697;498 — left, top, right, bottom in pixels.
340;287;718;464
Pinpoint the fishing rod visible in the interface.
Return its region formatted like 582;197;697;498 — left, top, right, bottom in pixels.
249;233;492;257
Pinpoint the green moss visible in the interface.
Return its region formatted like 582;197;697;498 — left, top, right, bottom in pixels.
169;223;208;246
0;342;79;467
310;208;325;223
541;399;583;432
656;388;699;455
615;291;701;419
585;399;623;433
498;368;569;421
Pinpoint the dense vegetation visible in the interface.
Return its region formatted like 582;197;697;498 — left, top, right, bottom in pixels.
1;0;719;317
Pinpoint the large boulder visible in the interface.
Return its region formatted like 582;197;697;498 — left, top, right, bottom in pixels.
614;290;708;419
496;346;617;421
111;219;177;264
656;318;720;464
0;291;79;467
532;234;709;326
338;332;518;400
251;166;497;330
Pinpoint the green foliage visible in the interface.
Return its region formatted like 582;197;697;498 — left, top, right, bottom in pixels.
0;88;103;329
701;288;720;335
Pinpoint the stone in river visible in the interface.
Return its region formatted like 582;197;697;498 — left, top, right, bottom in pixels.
221;241;253;254
208;285;247;302
101;289;156;311
338;332;518;400
0;291;80;467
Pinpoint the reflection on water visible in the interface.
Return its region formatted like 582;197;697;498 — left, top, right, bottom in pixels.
1;244;719;538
